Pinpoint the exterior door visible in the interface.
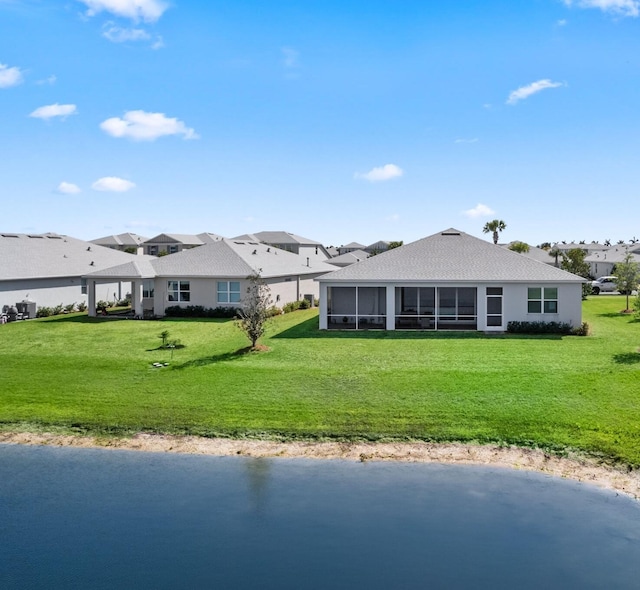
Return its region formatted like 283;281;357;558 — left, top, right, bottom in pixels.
486;287;503;331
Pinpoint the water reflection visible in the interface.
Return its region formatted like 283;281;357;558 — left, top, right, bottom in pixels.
1;444;639;590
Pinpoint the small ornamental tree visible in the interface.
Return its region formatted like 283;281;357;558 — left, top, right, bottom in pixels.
561;248;592;299
614;251;640;312
236;272;273;348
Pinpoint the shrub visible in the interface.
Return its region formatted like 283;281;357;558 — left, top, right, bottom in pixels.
96;300;109;312
299;298;311;310
282;301;302;314
36;306;52;318
52;304;64;316
507;321;574;335
116;297;131;307
164;305;239;318
77;301;88;312
571;322;590;336
64;303;76;313
266;306;283;317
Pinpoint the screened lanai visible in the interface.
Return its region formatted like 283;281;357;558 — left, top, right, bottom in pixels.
326;285;477;330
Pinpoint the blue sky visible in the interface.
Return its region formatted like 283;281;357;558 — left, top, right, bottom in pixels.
2;0;639;247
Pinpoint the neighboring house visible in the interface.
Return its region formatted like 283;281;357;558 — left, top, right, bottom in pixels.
585;248;640;278
552;242;608;256
503;243;556;266
84;238;337;318
143;232;225;256
365;240;390;255
0;232;148;312
326;249;370;268
337;242;366;256
233;231;331;261
317;228;584;331
90;232;148;255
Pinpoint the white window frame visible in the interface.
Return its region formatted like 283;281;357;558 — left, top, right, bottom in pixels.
168;280;190;302
217;281;241;304
528;287;558;314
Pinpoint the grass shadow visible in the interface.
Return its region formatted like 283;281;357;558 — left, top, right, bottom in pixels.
146;344;187;352
172;347;258;370
272;316;564;340
612;352;640;365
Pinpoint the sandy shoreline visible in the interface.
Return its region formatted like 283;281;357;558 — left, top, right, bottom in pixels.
1;431;639;500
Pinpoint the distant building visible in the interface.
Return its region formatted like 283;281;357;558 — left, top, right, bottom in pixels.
143;232;225;256
91;232;148;255
232;231;331;261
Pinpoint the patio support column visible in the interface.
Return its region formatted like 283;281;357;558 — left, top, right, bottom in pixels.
88;279;97;317
385;285;395;330
132;280;144;318
318;283;328;329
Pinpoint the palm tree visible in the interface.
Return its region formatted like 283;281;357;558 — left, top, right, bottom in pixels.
482;219;507;244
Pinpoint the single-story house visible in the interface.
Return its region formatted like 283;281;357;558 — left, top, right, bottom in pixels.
0;232;148;313
84;238;338;318
316;228;585;331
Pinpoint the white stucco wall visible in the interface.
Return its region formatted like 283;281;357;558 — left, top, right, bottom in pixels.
152;274;322;316
1;277;129;311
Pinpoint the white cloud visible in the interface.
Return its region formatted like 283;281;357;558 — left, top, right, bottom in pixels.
506;79;564;105
102;24;150;42
92;177;136;192
454;138;479;144
29;103;77;120
355;164;404;182
56;182;81;194
386;213;400;222
78;0;168;22
556;18;568;25
463;203;495;218
100;110;198;141
36;75;57;86
562;0;639;17
0;63;23;88
282;46;300;68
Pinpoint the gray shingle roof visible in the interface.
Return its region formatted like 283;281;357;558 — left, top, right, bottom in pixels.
86;239;337;280
90;233;148;247
232;230;323;246
318;229;585;283
143;233;206;245
327;250;370;266
0;233;147;281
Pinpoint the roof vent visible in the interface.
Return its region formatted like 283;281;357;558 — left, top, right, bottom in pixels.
87;246;91;251
441;230;460;236
90;261;95;266
252;249;257;255
267;247;270;252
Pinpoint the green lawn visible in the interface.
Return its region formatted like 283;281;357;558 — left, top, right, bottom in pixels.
1;297;639;466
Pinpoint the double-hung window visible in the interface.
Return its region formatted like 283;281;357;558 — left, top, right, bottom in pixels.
217;281;241;303
168;280;190;302
528;287;558;314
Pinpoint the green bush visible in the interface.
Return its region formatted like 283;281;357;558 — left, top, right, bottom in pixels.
52;304;64;316
299;298;311;310
282;301;302;313
64;303;76;313
164;305;239;318
96;300;110;312
507;321;575;335
266;306;283;317
36;306;52;318
77;301;88;312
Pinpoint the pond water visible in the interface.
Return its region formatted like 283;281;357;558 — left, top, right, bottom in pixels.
1;444;639;589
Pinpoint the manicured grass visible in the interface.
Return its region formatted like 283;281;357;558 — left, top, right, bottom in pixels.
1;297;639;465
